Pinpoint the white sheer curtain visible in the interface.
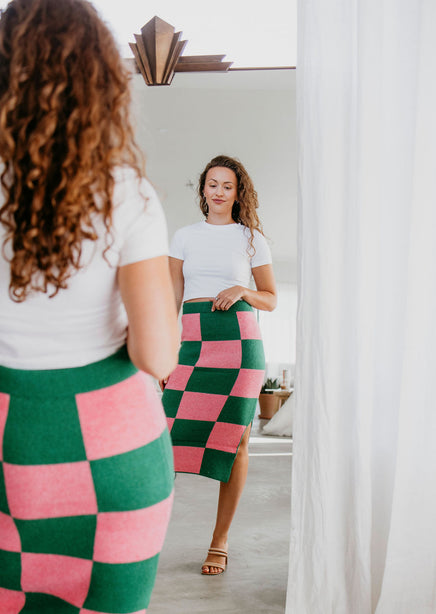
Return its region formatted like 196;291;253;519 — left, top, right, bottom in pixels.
287;1;436;613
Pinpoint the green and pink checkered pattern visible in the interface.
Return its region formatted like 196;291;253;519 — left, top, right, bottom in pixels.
162;301;265;483
0;347;174;614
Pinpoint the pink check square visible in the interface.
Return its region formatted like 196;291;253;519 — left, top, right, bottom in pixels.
196;341;242;369
166;417;175;432
176;391;227;421
77;372;166;461
21;553;92;608
181;313;202;341
166;365;194;391
173;446;204;474
230;369;265;398
0;511;21;552
237;311;262;339
0;392;9;462
4;461;97;520
93;492;173;564
206;422;246;453
0;588;25;614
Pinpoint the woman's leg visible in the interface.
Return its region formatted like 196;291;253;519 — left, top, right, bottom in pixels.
202;424;251;574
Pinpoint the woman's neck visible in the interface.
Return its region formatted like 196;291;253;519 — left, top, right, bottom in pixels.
205;213;235;225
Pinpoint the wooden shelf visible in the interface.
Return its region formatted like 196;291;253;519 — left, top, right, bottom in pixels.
258;389;292;420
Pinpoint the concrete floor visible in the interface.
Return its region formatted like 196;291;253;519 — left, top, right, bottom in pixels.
149;416;292;614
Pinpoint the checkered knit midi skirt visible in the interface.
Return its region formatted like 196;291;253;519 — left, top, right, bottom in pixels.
0;346;174;614
162;300;265;483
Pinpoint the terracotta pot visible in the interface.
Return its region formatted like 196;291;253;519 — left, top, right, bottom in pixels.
258;393;281;419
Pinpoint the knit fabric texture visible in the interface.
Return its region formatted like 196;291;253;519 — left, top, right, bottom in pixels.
162;301;265;483
0;346;174;614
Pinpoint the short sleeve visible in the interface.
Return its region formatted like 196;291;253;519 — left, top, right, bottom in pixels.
169;227;186;260
250;230;273;268
111;170;169;267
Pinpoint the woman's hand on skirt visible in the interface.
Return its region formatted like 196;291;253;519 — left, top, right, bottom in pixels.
212;286;244;311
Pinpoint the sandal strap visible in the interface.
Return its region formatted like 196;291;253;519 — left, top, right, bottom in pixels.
202;559;226;571
207;548;228;558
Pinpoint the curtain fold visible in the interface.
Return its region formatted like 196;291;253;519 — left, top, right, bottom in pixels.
288;1;436;612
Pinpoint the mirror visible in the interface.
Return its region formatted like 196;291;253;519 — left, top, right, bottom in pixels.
130;67;297;384
131;68;296;611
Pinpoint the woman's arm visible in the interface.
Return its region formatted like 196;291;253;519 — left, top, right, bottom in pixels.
118;255;180;380
213;264;277;312
169;256;185;315
156;256;184;391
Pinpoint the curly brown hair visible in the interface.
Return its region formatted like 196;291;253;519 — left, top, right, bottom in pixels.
0;0;144;301
198;155;264;254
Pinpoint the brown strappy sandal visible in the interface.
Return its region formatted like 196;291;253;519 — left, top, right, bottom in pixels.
201;547;228;575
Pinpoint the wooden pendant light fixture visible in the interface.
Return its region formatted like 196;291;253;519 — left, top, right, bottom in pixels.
129;16;233;86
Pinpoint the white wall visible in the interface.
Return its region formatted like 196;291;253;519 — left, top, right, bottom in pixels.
130;68;297;283
259;282;298;381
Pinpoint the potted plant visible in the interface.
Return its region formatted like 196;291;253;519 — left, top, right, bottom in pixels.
258;377;281;419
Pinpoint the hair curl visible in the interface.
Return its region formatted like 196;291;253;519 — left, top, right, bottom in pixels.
198;155;264;255
0;0;144;301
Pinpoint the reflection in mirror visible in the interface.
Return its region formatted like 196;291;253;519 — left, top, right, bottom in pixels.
130;67;297;611
131;67;297;388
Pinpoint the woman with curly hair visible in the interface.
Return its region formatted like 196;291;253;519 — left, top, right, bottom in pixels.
161;154;277;575
0;0;179;612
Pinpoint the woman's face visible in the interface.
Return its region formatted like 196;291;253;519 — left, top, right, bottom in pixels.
203;167;238;219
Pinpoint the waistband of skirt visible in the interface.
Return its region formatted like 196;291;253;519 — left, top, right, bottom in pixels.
182;299;254;314
0;345;138;398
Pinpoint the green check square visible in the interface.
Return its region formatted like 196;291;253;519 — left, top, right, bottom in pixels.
200;311;241;341
21;594;80;613
200;448;234;482
91;430;174;512
16;515;97;559
218;396;257;425
178;341;201;366
84;557;159;613
170;419;214;447
185;367;239;395
161;389;183;418
241;339;266;369
3;396;86;465
0;462;9;514
0;550;21;590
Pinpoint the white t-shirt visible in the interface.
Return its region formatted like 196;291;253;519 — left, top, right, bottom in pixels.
0;167;168;369
170;220;272;302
